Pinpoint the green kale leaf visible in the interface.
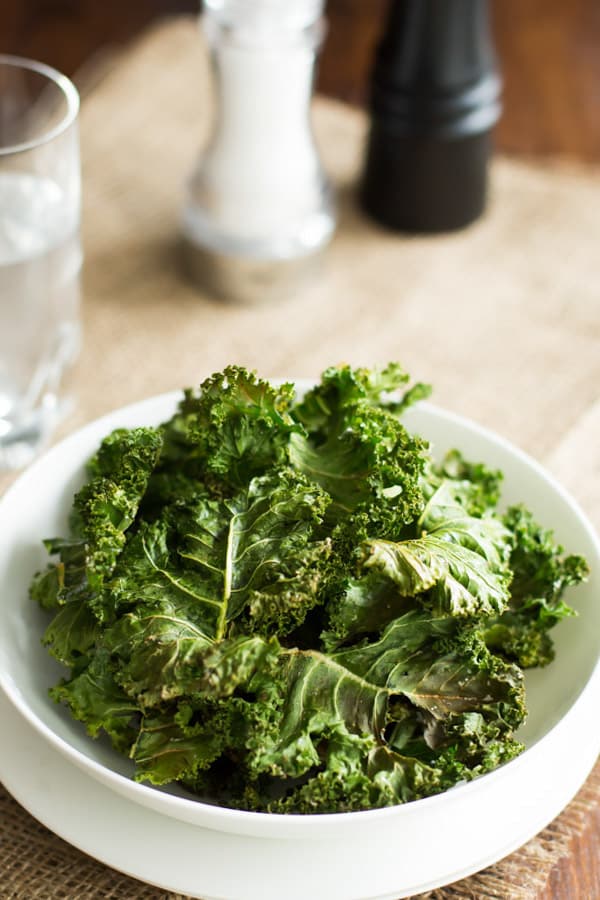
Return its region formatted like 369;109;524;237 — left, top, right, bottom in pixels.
483;505;588;667
31;363;586;814
159;366;303;492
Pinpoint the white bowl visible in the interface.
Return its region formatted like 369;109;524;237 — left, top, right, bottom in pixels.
1;389;599;900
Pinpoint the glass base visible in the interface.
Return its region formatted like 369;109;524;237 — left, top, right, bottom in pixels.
0;394;71;471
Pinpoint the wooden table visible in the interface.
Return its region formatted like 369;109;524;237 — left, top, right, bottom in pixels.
0;15;599;900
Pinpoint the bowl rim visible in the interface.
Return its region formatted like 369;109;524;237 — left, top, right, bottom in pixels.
1;388;599;836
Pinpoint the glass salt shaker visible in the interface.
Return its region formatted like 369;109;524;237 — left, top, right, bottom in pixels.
182;0;335;303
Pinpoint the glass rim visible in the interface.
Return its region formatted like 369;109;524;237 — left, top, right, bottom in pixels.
0;54;80;157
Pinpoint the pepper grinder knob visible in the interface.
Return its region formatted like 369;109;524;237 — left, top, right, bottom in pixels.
360;0;501;232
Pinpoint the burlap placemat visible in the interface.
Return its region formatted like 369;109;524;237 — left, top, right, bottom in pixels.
1;16;599;899
1;761;599;900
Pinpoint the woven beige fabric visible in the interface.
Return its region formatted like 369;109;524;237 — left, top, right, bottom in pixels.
1;16;599;899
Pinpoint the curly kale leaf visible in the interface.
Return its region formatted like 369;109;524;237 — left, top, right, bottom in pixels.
324;480;512;645
160;366;304;491
71;427;163;584
101;599;214;707
335;613;524;732
288;365;429;533
244;640;444;812
132;688;282;790
42;599;100;667
174;469;330;637
360;535;509;619
132;714;228;786
434;449;503;515
42;469;330;735
483;505;588;667
29;427;162;614
108;615;278;710
242;611;524;811
418;479;511;570
84;469;330;633
50;649;140;754
291;362;431;434
30;537;90;611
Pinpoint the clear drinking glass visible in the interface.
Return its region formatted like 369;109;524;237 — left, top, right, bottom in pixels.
0;55;81;470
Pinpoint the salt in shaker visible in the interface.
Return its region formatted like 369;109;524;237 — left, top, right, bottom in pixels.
182;0;335;303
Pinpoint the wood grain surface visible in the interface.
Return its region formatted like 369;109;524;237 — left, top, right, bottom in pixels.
1;0;600;161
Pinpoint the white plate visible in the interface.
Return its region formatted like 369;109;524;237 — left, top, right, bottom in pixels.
1;390;600;899
1;678;596;900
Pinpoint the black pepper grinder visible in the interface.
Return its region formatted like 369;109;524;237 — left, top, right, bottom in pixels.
360;0;501;232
